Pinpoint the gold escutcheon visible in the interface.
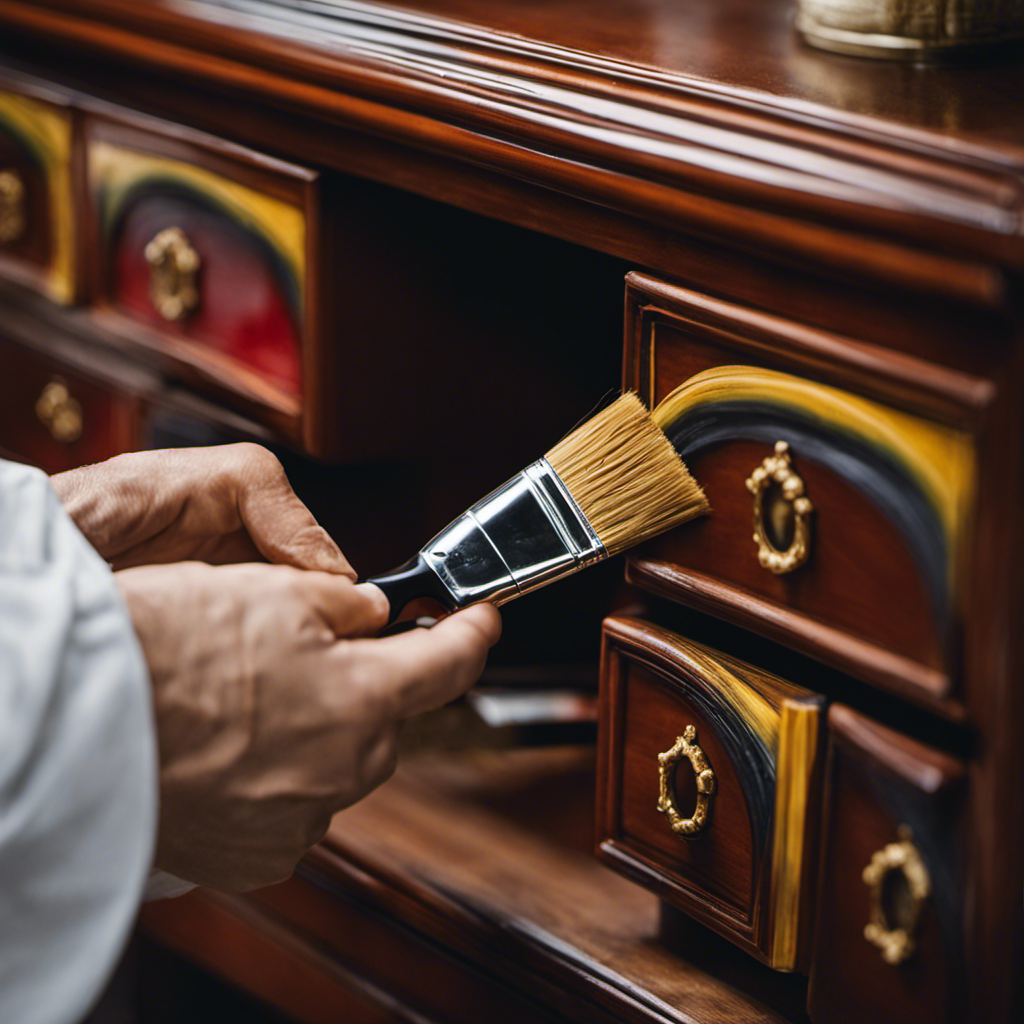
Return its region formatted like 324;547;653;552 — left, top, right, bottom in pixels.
144;226;201;322
656;725;716;838
745;440;814;575
0;168;27;244
35;379;83;444
862;825;931;966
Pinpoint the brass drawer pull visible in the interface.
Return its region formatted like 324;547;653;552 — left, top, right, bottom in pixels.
657;725;716;838
0;168;26;244
144;226;201;321
35;379;83;444
745;441;813;575
862;826;931;965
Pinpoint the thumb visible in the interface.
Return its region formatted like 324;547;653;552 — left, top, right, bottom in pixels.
235;450;355;578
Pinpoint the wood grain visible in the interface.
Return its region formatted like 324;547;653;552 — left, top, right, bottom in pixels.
0;0;1019;303
807;704;967;1024
597;615;824;968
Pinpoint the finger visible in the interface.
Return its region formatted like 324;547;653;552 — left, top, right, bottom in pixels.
351;603;502;719
302;577;391;638
232;445;355;578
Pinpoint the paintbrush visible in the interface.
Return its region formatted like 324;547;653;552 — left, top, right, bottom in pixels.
366;393;709;624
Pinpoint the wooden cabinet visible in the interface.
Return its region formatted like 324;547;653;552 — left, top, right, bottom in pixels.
622;273;989;716
84;111;314;417
807;705;967;1024
597;616;825;970
0;73;75;303
0;330;143;472
1;2;1021;1023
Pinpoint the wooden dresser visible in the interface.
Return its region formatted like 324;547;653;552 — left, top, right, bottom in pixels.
1;3;1021;1022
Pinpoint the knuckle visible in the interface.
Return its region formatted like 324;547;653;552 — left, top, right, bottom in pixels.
235;441;284;479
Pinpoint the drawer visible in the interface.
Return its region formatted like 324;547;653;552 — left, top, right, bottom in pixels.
0;334;143;473
83;110;315;446
0;76;75;303
623;273;992;715
596;615;826;970
807;705;966;1023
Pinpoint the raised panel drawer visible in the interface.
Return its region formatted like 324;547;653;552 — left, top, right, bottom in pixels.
807;705;966;1023
596;615;825;970
623;272;992;716
0;75;75;303
0;333;142;473
83;110;315;446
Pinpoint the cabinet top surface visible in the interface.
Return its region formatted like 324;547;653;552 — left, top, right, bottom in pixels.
188;0;1024;156
4;0;1024;291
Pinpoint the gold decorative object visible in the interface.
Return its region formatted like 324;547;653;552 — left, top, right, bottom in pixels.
35;379;83;444
796;0;1024;59
144;226;201;321
0;168;26;244
656;725;717;838
862;826;932;965
746;441;814;576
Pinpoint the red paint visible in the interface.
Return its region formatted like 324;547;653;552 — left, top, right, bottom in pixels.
110;194;302;395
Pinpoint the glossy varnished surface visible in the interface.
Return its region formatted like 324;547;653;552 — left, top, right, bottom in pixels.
1;0;1022;307
264;746;794;1023
142;747;800;1023
171;0;1024;148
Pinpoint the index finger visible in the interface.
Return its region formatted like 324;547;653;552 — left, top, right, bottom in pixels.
348;603;502;718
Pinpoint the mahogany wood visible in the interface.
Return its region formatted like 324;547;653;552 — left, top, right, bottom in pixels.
0;329;142;472
139;888;414;1024
621;274;994;716
596;615;824;968
0;74;66;298
80;110;317;447
0;101;52;270
807;704;967;1024
0;1;1021;1021
251;745;795;1024
0;1;1021;305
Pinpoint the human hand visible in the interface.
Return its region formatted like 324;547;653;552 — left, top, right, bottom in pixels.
116;561;501;891
52;443;351;574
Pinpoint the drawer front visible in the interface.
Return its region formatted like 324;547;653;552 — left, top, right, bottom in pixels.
807;705;966;1023
0;335;142;473
0;81;75;303
84;112;315;428
624;273;991;714
596;615;825;969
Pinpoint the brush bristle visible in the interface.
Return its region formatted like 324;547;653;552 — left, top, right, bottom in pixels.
545;393;709;556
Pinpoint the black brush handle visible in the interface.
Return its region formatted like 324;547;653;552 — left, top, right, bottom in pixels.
365;554;459;626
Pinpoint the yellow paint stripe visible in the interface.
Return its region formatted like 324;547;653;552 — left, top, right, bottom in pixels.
653;365;974;560
0;90;75;303
89;142;305;298
769;699;821;970
640;624;782;752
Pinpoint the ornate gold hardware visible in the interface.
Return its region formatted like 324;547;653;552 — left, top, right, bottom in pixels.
745;441;813;575
0;168;26;244
862;826;931;966
656;725;716;838
144;226;201;321
35;379;83;444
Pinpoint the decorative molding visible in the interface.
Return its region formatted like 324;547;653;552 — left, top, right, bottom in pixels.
0;1;1021;300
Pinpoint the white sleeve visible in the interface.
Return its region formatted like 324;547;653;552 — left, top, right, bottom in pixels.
0;459;157;1024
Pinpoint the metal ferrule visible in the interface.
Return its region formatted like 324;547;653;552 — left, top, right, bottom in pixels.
420;458;606;608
